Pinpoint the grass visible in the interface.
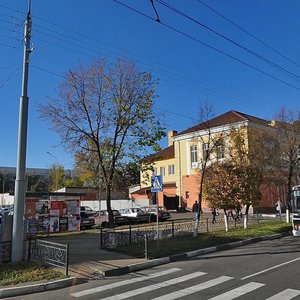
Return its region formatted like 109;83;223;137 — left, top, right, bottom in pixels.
112;221;291;259
0;262;66;287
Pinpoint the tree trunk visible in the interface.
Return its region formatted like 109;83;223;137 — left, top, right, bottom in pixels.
193;215;201;237
243;205;250;229
193;167;206;238
105;185;114;228
224;210;229;231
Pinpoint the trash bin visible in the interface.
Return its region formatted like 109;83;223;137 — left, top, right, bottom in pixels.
292;214;300;236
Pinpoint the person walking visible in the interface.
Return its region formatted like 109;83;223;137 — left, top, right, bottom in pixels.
192;201;199;221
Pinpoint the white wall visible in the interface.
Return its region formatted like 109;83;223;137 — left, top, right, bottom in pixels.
81;199;150;211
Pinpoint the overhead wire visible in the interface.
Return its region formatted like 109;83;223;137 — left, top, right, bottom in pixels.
0;64;22;89
155;0;300;81
112;0;300;92
0;2;288;111
29;18;273;110
0;2;290;117
197;0;300;70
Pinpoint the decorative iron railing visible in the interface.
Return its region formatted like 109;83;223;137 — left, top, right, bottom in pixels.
100;215;273;249
28;238;69;276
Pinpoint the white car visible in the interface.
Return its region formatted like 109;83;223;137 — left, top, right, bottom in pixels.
119;208;150;223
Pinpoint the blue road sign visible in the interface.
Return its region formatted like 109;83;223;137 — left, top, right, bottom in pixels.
151;175;163;192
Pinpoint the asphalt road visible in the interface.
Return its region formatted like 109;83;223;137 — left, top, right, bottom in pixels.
10;235;300;300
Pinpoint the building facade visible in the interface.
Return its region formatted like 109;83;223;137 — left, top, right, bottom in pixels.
131;110;287;212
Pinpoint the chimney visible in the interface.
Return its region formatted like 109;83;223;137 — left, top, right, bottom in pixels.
168;130;177;146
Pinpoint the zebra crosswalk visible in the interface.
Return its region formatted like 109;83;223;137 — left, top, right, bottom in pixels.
71;268;300;299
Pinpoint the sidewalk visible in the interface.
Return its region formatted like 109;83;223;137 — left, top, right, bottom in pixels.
46;233;147;279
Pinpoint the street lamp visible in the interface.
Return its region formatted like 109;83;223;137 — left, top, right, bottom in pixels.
46;151;59;191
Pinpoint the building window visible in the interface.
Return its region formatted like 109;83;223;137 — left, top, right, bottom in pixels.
217;140;225;160
153;168;158;176
190;145;198;168
203;143;210;161
168;164;175;175
185;191;190;199
160;166;165;176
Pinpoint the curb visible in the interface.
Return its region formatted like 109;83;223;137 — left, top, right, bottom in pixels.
103;232;290;276
0;277;78;299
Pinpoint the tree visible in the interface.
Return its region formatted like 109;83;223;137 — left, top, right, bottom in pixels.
27;174;48;192
229;127;262;228
48;164;69;191
271;108;300;211
193;103;225;237
72;151;139;189
39;59;165;227
204;162;241;231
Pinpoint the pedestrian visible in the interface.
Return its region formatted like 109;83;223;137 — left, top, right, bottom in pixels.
211;208;217;224
275;200;282;216
192;201;199;221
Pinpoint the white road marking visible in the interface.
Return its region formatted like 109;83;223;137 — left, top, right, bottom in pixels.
265;288;300;300
71;268;181;298
241;257;300;280
100;271;207;300
151;276;233;300
208;282;265;300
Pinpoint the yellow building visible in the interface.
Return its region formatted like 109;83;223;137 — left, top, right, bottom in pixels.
131;110;286;211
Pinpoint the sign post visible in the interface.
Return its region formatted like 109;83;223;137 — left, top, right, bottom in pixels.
151;175;163;247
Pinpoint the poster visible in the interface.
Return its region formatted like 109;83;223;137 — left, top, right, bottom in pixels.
49;217;59;232
67;200;80;215
42;218;50;232
68;216;80;231
51;201;64;215
35;201;49;214
26;200;36;217
50;209;59;216
27;219;39;234
59;217;68;231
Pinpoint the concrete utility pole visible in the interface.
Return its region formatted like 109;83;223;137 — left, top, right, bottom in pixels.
12;0;32;262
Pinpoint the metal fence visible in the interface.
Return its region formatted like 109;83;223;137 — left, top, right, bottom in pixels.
28;238;69;276
100;215;274;249
0;241;12;263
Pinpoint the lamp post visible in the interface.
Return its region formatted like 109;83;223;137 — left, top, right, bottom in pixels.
46;151;59;191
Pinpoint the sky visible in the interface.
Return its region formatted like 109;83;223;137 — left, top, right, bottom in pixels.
1;0;300;170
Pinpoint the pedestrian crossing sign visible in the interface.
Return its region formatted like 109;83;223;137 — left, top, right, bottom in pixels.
151;175;163;192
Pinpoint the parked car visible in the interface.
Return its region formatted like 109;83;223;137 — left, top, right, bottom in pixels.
80;206;94;215
93;210;129;227
80;211;95;229
142;205;171;221
119;207;151;223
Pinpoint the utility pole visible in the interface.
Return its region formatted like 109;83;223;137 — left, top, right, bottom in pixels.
12;0;32;262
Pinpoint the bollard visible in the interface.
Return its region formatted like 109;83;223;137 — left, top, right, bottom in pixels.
27;236;32;260
144;234;148;259
100;228;103;249
206;218;209;233
129;226;132;244
172;220;174;237
65;243;69;277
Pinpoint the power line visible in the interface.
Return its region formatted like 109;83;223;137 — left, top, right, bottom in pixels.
0;2;290;117
1;2;291;111
156;0;300;81
31;65;66;79
197;0;300;70
112;0;300;92
0;65;22;89
0;41;20;50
